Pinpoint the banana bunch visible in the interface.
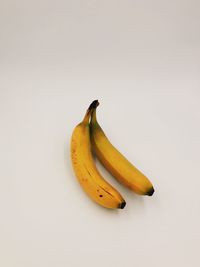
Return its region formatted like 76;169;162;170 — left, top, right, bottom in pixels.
71;100;154;209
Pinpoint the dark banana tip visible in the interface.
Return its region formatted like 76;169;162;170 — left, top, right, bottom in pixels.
147;187;155;196
88;100;99;110
118;201;126;209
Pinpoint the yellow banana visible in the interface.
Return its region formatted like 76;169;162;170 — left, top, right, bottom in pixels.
90;101;154;196
71;100;126;209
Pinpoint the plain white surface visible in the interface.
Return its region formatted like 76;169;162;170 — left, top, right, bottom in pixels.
1;1;200;267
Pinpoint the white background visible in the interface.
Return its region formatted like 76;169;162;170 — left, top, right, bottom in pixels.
0;1;200;267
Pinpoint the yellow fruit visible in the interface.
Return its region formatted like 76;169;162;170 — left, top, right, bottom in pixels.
90;102;154;196
71;100;126;209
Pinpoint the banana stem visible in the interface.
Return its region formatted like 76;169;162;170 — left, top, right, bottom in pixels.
82;100;99;124
82;110;92;124
91;108;97;124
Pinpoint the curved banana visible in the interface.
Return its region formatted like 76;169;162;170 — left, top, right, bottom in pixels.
71;100;126;209
90;102;154;196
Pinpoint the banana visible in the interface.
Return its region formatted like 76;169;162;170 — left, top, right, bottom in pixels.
90;101;154;196
71;100;126;209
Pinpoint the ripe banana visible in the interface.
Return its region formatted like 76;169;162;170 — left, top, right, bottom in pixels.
90;101;154;196
71;100;126;209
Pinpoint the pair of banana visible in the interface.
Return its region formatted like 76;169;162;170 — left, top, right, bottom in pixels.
71;100;154;209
